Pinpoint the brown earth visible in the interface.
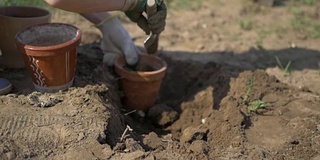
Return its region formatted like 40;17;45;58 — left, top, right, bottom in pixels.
1;0;320;159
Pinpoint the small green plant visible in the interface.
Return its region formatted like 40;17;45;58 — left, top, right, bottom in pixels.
248;100;267;112
291;17;309;31
255;28;271;49
288;6;320;39
303;0;314;5
311;24;320;39
237;18;253;31
274;26;288;39
256;39;264;49
242;76;268;113
166;0;203;9
291;7;301;15
243;76;254;103
275;55;291;75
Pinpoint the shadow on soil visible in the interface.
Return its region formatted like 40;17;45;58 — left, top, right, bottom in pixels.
157;47;320;110
105;46;320;147
1;44;319;148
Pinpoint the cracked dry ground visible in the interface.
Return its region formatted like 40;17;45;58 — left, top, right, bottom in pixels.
1;0;320;159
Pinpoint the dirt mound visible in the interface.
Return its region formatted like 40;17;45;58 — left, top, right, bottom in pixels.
2;44;320;159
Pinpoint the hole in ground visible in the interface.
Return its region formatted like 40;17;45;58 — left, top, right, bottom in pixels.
102;54;246;153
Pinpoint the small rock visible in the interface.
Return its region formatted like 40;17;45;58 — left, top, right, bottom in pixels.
39;95;62;107
143;132;163;150
197;44;205;50
6;151;16;160
2;146;10;153
311;154;320;160
119;150;145;160
103;145;113;159
188;140;209;155
113;142;125;151
44;150;53;156
77;132;86;141
144;154;156;160
125;138;144;152
72;97;84;105
248;148;270;159
28;93;62;107
262;94;279;103
181;126;209;143
67;109;79;117
147;104;179;126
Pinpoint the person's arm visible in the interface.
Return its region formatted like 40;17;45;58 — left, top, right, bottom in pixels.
44;0;166;35
44;0;125;13
80;12;113;25
45;0;166;66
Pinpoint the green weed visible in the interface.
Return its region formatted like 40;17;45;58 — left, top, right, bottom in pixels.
248;100;267;112
289;6;320;39
243;76;254;103
290;7;307;31
274;26;288;39
242;76;268;113
311;24;320;39
286;0;317;6
166;0;203;9
237;18;253;31
255;28;272;49
275;55;291;75
255;39;264;49
302;0;314;5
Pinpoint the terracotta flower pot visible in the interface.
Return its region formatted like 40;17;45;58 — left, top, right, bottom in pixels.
0;6;51;68
15;23;82;93
114;54;167;111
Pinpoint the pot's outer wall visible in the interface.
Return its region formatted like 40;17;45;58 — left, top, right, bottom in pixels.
0;6;51;68
115;54;167;110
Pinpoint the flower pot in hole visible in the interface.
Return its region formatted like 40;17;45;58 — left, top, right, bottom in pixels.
15;23;82;93
0;6;51;68
114;54;167;111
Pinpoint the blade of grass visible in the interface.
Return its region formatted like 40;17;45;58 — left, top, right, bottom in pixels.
275;55;291;75
243;76;254;103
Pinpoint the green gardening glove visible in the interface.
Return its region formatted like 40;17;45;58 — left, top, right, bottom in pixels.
121;0;167;35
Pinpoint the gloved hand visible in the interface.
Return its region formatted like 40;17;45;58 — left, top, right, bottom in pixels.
121;0;167;35
97;16;140;66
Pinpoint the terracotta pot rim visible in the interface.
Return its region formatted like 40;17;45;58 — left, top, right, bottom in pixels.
0;5;51;19
15;23;82;52
114;54;167;76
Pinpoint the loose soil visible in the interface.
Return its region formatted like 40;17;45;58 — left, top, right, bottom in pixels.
1;0;320;159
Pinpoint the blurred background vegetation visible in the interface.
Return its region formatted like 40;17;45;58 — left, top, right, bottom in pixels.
0;0;47;6
0;0;317;9
1;0;319;40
